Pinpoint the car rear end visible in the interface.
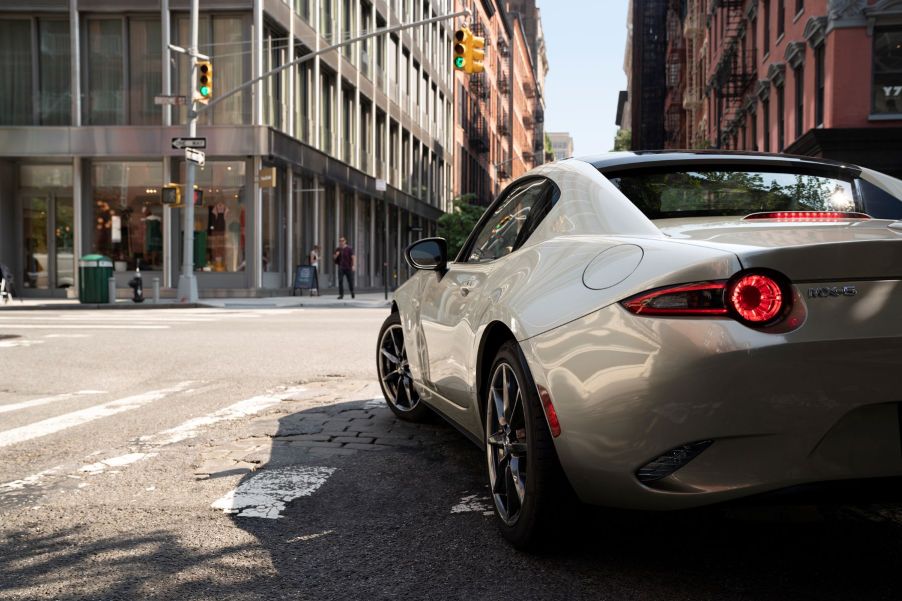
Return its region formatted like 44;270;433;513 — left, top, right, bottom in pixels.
522;158;902;510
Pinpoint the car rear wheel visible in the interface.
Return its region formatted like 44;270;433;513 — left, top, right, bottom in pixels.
485;341;563;549
377;312;431;422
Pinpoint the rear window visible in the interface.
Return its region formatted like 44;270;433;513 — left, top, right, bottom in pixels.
604;169;858;219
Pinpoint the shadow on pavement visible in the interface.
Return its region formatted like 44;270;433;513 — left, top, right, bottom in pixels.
0;524;273;601
229;396;902;600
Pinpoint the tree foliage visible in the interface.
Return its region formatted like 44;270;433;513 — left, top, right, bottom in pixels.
437;194;484;259
613;128;631;151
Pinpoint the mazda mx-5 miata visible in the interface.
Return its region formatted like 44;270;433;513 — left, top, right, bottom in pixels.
376;151;902;547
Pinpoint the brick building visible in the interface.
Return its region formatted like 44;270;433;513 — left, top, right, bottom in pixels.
454;0;544;206
653;0;902;178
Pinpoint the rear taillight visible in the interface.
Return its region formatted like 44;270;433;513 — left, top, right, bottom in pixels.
621;270;793;328
727;273;784;324
744;211;871;221
621;282;728;317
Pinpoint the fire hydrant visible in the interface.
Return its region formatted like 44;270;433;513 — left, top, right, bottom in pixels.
128;267;144;303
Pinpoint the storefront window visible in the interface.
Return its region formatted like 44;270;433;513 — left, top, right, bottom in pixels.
180;161;247;272
873;28;902;114
261;172;283;273
92;162;163;271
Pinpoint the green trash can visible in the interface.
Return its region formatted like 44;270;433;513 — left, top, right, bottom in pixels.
78;254;113;304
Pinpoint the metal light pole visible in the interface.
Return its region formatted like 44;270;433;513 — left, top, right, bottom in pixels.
176;0;201;303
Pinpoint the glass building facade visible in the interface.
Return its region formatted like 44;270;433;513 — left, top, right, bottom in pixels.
0;0;454;297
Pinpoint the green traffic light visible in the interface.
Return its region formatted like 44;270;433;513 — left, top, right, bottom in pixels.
200;86;210;97
455;56;465;69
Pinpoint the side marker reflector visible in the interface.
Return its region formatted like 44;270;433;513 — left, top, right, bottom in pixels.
537;385;561;438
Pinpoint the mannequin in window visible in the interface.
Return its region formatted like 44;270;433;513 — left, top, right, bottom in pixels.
209;202;228;272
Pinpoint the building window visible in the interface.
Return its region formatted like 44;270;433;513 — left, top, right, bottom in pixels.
873;27;902;115
815;43;825;125
763;0;770;53
750;109;757;151
795;65;804;138
0;19;34;125
179;160;248;273
85;19;125;125
40;20;73;125
175;14;252;126
762;97;770;152
776;84;785;150
795;0;803;16
777;0;785;39
92;162;164;271
128;19;162;125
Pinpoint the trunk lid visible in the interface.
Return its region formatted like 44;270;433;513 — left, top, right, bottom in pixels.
656;217;902;280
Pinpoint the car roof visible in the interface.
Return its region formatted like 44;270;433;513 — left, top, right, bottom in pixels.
577;150;862;176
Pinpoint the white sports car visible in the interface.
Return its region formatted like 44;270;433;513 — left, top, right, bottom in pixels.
376;151;902;548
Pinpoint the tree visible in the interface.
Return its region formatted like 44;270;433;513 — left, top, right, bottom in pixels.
613;128;631;151
437;194;484;259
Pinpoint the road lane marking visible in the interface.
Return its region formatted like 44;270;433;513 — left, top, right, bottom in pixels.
2;386;308;485
0;324;169;330
80;453;158;475
43;334;90;338
0;382;196;448
211;466;336;519
451;494;494;516
143;387;308;446
0;339;45;348
0;390;106;415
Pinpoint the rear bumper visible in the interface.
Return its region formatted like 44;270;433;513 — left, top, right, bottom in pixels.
521;301;902;511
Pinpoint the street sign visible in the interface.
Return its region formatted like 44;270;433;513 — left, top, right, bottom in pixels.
185;148;206;166
172;137;207;150
154;95;188;106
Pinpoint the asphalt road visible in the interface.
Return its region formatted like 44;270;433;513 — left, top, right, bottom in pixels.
1;307;902;601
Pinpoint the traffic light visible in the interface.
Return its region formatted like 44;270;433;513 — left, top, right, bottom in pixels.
453;28;469;71
162;183;181;205
453;27;486;74
197;60;212;103
469;32;485;74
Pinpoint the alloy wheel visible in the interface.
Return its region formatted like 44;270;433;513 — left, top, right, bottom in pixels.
486;362;529;526
378;323;419;411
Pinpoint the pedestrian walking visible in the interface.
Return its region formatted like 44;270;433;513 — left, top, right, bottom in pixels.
308;244;320;296
333;236;355;299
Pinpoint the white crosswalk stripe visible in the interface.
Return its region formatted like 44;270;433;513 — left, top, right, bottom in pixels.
0;382;196;448
0;385;307;492
0;390;106;415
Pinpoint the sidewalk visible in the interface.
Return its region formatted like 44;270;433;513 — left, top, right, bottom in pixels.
0;292;393;311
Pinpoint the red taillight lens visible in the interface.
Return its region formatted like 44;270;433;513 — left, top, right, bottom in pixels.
744;211;871;221
621;271;793;328
622;282;728;316
727;273;785;324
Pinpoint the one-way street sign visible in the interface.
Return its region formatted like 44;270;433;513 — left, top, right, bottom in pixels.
171;137;207;150
185;148;206;166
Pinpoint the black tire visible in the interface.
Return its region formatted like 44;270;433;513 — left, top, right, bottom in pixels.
376;312;431;422
485;341;564;549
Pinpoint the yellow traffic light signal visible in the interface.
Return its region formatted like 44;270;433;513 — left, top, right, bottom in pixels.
197;60;212;103
469;33;485;74
453;27;487;75
454;28;470;71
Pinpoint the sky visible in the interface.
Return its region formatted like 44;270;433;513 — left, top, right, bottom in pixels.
540;0;629;157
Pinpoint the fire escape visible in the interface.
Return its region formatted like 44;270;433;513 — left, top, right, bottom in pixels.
706;0;755;148
682;0;705;146
664;5;686;148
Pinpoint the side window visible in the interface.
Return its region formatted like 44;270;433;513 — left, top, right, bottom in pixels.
466;179;553;263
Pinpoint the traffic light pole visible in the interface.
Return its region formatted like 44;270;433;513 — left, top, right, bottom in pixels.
176;0;202;303
196;9;471;115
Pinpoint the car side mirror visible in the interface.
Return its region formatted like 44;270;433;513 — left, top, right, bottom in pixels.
405;237;448;272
